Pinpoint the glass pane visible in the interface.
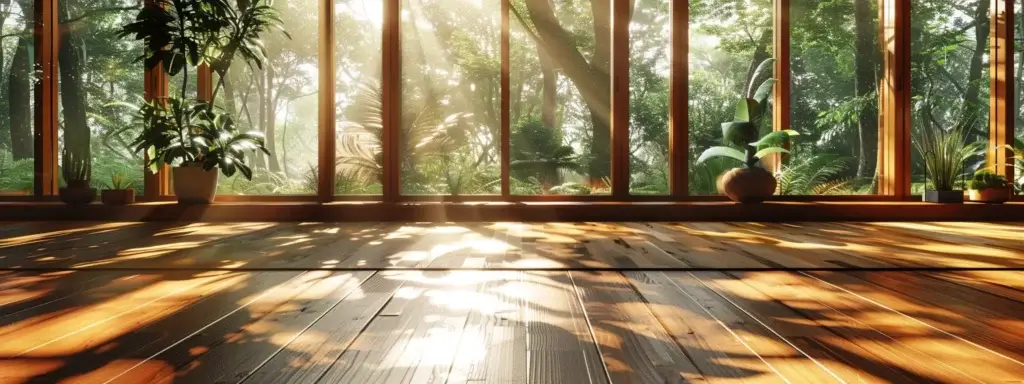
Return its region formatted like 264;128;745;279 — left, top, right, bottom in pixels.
786;0;881;195
628;0;670;195
213;1;319;195
0;0;35;195
688;0;773;195
510;0;611;195
1015;0;1023;195
910;0;990;193
400;0;501;195
57;0;144;195
335;0;384;195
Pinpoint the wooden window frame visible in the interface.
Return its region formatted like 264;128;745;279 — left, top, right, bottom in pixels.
13;0;1018;205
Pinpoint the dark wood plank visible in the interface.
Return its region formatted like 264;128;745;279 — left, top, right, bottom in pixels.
0;270;118;315
243;272;408;383
569;271;704;383
12;270;283;384
103;271;359;383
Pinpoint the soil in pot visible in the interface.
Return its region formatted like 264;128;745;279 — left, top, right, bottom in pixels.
59;187;97;205
101;189;136;205
968;187;1010;204
718;167;777;203
172;165;219;204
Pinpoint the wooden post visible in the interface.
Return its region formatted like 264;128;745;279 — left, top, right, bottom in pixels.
501;0;511;197
382;0;400;201
772;0;791;173
611;0;630;198
34;0;59;196
990;0;1014;182
670;0;689;197
878;0;911;197
318;0;336;201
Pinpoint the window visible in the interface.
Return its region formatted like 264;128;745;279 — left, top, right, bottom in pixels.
335;0;384;195
0;0;35;195
910;0;990;193
1014;0;1023;194
57;0;144;195
399;0;501;196
214;0;320;195
510;0;612;195
628;0;671;195
786;0;882;195
688;0;773;195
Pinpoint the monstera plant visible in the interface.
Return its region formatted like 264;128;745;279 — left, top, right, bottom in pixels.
696;59;797;203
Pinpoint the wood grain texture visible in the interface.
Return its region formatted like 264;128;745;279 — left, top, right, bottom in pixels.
569;271;704;383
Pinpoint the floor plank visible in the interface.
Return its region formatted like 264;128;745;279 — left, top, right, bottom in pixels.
569;271;705;383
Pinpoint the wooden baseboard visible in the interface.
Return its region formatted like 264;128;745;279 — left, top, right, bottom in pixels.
0;201;1022;222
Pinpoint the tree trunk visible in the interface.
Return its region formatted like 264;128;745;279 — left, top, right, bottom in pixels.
58;0;91;164
524;0;611;180
8;32;32;160
253;70;267;169
959;0;990;136
854;0;879;181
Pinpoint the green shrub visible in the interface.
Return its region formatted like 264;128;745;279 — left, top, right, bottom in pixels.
967;169;1009;191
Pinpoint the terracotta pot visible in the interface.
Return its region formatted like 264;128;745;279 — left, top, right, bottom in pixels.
717;167;777;203
968;186;1011;204
59;187;97;205
172;165;219;204
101;189;136;205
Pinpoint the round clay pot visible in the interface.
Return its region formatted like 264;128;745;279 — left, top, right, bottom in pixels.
717;167;777;203
172;165;219;204
101;189;136;205
59;187;97;205
968;186;1011;204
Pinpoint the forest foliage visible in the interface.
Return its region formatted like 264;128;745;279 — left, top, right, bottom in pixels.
0;0;1021;196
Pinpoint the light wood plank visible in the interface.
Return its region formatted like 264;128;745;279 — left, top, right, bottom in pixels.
569;271;704;383
525;272;608;384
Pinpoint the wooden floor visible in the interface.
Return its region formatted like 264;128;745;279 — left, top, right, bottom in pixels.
0;221;1023;383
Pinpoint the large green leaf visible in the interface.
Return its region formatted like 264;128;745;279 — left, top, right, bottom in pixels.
733;98;761;122
750;130;800;148
753;78;777;107
747;58;776;96
722;121;758;147
754;147;790;161
697;146;746;164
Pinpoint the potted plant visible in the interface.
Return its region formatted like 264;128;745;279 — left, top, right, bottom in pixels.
967;169;1011;204
101;173;136;205
913;124;984;203
696;59;797;203
59;150;97;205
120;0;284;203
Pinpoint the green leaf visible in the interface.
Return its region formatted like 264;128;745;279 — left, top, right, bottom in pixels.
734;98;760;122
697;146;746;164
753;79;777;106
750;130;800;148
754;147;790;160
722;121;758;147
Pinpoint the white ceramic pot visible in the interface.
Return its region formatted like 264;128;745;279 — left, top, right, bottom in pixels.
172;165;219;204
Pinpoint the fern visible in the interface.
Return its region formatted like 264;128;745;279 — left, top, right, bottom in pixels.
776;153;854;195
